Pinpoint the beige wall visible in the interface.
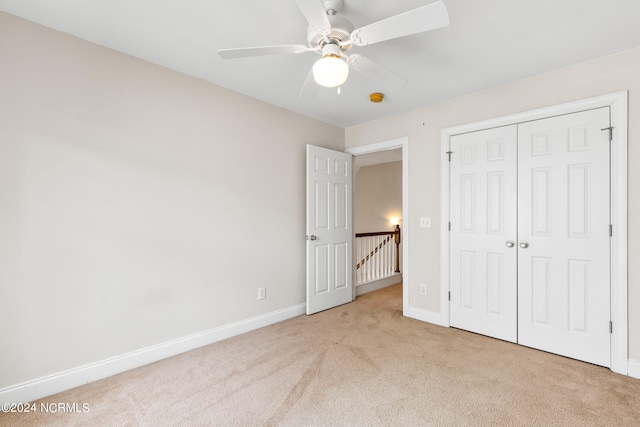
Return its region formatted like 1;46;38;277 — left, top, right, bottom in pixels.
354;162;402;234
346;47;640;361
0;12;344;388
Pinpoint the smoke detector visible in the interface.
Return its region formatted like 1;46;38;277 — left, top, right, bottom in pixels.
370;93;384;103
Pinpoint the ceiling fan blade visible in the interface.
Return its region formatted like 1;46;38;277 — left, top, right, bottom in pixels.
297;67;319;102
295;0;332;35
348;54;407;92
218;44;310;59
350;0;449;46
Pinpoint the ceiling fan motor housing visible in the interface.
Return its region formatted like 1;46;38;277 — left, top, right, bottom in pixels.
307;14;354;51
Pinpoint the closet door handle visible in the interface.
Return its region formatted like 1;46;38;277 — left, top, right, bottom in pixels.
506;240;515;248
519;241;529;249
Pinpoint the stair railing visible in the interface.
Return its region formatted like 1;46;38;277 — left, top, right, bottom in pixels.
355;225;400;285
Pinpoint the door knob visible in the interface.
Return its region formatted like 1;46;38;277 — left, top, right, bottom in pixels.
307;235;317;241
519;241;529;249
506;240;515;248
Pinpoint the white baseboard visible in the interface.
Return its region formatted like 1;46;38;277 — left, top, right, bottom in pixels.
628;359;640;380
404;305;448;327
356;274;402;296
0;303;306;405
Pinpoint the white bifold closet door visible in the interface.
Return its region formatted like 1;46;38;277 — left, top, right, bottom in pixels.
517;108;610;367
450;125;518;343
450;107;611;367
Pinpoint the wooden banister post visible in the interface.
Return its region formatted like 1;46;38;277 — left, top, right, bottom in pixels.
394;224;401;273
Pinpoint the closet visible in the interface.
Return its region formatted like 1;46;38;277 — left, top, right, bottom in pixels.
448;107;611;367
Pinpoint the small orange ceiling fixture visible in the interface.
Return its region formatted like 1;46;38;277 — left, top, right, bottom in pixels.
370;93;384;103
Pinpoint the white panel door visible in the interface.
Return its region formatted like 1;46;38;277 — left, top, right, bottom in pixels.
450;125;518;342
517;107;611;367
306;145;353;315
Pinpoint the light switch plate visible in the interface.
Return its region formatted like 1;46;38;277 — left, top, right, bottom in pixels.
420;217;431;228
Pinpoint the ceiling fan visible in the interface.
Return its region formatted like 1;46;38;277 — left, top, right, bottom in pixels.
218;0;449;95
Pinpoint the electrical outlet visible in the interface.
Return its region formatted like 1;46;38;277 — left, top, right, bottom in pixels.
420;283;428;295
258;287;266;300
420;217;431;228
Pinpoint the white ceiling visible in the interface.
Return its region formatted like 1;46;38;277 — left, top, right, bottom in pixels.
2;0;640;128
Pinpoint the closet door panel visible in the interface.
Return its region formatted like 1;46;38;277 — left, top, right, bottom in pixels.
450;125;518;343
517;107;611;367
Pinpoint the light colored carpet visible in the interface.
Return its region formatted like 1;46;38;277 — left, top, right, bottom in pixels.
2;283;639;426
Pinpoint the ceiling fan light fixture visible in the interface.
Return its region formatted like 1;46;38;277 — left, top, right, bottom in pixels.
312;43;348;88
313;55;349;87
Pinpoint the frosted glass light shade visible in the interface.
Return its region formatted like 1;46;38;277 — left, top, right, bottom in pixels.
312;55;349;88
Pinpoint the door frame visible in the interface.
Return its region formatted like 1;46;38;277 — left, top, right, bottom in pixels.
346;137;409;314
440;91;628;375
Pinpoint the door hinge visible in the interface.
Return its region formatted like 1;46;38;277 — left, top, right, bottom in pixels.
446;151;453;162
609;224;613;237
448;291;451;301
601;126;613;142
609;321;613;334
448;221;451;231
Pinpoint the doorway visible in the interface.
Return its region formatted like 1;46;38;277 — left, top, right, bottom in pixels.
353;148;402;295
346;137;409;313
